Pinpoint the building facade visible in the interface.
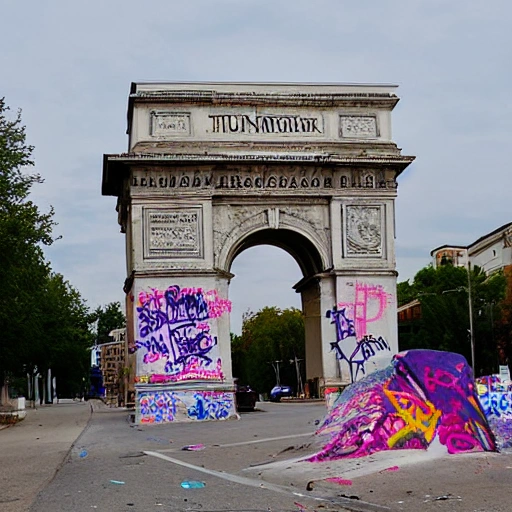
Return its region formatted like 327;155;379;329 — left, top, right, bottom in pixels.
431;223;512;274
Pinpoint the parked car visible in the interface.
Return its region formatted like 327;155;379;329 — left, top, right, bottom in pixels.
235;384;258;411
269;385;294;402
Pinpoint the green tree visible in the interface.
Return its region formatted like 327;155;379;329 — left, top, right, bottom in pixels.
0;98;56;389
0;99;94;402
495;266;512;369
233;307;305;394
398;263;506;376
42;273;95;398
93;302;126;345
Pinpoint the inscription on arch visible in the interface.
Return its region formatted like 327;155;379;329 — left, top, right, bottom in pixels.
131;167;397;194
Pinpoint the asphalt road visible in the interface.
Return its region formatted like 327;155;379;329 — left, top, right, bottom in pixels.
30;400;346;512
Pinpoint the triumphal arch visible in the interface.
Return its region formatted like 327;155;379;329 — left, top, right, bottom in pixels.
102;82;414;423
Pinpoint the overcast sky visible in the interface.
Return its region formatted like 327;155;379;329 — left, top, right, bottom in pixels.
1;1;510;334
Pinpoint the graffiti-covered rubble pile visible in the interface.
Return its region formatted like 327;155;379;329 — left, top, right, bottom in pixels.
308;350;496;462
476;375;512;451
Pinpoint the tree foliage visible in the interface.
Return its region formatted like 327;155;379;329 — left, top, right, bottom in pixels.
0;98;93;399
232;307;305;394
495;265;512;369
92;302;126;345
398;263;506;376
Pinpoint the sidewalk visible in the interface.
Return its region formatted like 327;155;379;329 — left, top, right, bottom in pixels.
0;400;91;512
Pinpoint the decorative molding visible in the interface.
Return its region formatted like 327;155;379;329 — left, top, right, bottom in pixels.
504;230;512;248
344;204;383;257
131;90;400;109
339;115;378;138
267;208;280;229
109;152;412;165
150;111;191;137
212;204;331;271
143;207;203;259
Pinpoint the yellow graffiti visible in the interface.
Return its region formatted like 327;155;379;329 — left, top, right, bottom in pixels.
467;395;487;422
383;383;441;448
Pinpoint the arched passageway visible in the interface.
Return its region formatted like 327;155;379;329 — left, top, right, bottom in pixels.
228;232;324;398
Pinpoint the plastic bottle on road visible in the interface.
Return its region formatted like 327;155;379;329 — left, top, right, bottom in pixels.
180;481;205;489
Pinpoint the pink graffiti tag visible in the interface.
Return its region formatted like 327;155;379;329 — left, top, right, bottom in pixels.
338;282;392;338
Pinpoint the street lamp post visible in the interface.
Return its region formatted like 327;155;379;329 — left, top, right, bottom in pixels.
467;262;476;376
441;278;475;375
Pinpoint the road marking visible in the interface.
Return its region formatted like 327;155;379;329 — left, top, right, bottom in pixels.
156;432;315;454
214;432;315;448
144;450;391;512
145;450;294;495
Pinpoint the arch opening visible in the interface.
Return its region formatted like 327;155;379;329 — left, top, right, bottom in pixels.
227;228;326;278
227;229;325;401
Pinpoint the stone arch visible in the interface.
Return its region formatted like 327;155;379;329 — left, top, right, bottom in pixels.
102;81;414;423
216;208;331;276
226;226;325;277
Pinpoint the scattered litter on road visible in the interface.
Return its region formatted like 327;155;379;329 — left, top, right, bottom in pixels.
434;494;462;501
180;480;206;489
424;494;462;502
147;436;169;444
339;493;360;500
325;477;353;486
380;465;400;473
109;480;125;485
119;452;146;459
79;449;88;458
182;444;205;451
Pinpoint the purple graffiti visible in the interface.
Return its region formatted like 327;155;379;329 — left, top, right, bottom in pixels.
308;350;496;462
327;306;390;382
135;286;231;379
327;306;356;341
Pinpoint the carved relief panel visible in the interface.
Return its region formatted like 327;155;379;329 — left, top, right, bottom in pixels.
143;207;203;259
343;204;384;257
339;115;378;139
150;111;191;137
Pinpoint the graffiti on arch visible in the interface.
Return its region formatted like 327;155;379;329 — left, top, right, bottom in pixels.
134;286;231;383
138;389;237;423
326;282;392;382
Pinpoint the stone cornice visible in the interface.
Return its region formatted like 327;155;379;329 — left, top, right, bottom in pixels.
106;151;414;166
103;152;414;196
129;90;400;109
